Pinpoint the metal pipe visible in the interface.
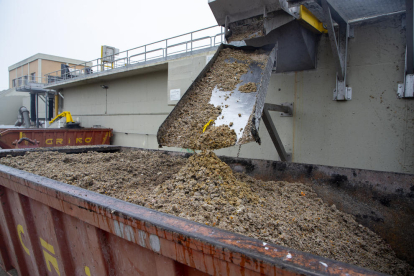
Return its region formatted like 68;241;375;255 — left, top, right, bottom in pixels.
36;94;39;128
406;0;413;74
48;96;54;121
55;94;59;116
348;10;405;24
165;40;167;58
20;107;30;128
30;93;36;123
45;92;48;128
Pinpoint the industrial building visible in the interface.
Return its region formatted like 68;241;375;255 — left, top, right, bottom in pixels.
0;1;414;275
0;54;89;125
43;14;413;174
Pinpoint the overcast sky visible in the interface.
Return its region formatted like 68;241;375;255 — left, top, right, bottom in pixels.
0;0;218;90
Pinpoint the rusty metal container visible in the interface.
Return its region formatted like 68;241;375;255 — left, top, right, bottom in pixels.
0;128;112;149
0;146;412;276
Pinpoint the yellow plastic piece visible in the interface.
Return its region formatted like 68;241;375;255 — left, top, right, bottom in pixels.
49;111;75;125
202;120;214;133
299;5;328;34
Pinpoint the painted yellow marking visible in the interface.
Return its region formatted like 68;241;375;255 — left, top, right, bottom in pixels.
76;138;82;144
68;138;71;144
299;5;327;33
17;224;30;256
85;137;92;143
19;132;23;139
56;138;63;145
40;237;55;254
102;132;109;144
85;266;91;276
40;238;60;276
202;120;214;133
45;139;53;145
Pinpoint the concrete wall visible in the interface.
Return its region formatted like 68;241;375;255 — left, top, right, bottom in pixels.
9;60;39;88
168;50;216;105
0;95;25;125
8;69;15;88
0;91;46;125
61;15;413;174
63;70;173;149
240;15;412;173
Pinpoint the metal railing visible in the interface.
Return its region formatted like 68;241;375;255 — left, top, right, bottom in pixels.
45;26;225;85
13;76;48;88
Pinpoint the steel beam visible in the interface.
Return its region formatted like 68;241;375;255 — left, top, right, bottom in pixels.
397;1;414;98
406;0;413;75
321;0;351;101
262;103;291;162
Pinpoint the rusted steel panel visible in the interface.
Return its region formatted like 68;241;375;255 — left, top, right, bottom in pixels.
0;187;18;273
0;157;388;276
0;128;112;149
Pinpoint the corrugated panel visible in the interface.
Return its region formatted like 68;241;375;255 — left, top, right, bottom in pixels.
328;0;405;21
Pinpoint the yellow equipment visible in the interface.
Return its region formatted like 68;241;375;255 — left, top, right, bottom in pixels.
49;111;81;128
298;5;328;34
49;111;74;125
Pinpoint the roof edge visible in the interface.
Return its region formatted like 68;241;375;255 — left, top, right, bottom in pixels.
8;53;92;71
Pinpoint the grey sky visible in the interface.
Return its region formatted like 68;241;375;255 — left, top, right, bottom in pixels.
0;0;217;91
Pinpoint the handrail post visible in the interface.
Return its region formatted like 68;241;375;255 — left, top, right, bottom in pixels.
191;32;193;52
165;40;167;58
145;45;147;62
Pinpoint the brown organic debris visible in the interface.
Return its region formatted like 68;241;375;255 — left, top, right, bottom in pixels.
194;126;237;150
227;18;264;43
1;149;413;275
239;82;257;93
159;48;268;150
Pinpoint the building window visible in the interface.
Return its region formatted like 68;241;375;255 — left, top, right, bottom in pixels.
31;72;36;82
12;79;16;87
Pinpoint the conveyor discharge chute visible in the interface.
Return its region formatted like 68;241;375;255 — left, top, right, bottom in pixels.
157;44;277;150
158;0;324;150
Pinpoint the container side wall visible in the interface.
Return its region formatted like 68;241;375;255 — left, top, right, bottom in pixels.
0;161;387;276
